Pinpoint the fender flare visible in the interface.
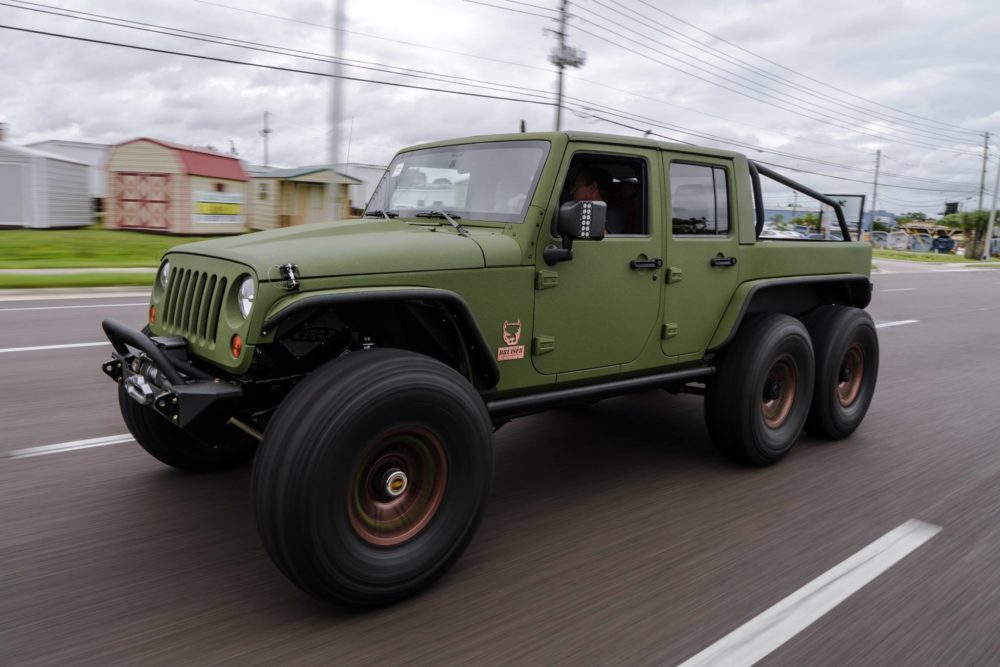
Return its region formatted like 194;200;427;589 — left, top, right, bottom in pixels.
260;287;500;391
707;274;873;351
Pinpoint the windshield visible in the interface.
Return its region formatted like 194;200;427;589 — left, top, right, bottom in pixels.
365;141;550;224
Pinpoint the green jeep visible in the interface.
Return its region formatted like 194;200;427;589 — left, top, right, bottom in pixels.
102;132;878;606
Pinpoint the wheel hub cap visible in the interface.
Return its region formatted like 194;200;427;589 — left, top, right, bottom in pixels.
382;469;408;497
837;344;865;407
348;427;447;547
762;356;797;429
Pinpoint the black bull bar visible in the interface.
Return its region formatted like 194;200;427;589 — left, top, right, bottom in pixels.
101;318;242;429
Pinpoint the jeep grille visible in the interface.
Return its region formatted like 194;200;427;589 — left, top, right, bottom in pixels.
161;267;227;346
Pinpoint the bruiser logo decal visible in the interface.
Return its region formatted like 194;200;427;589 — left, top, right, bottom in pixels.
498;320;525;361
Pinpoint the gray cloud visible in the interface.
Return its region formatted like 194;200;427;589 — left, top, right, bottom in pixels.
0;0;996;214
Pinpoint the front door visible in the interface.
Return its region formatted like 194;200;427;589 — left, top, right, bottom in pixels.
661;154;741;358
532;146;663;375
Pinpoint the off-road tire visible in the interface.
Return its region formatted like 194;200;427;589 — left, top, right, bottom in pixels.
252;348;494;607
802;306;879;439
117;385;258;471
705;313;814;466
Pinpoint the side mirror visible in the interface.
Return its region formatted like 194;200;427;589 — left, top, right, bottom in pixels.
558;200;606;240
543;200;607;265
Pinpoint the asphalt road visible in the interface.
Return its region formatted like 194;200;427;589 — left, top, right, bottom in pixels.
1;271;998;666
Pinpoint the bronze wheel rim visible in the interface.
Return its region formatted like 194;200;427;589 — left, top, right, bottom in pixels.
837;344;865;407
348;426;448;547
762;355;797;429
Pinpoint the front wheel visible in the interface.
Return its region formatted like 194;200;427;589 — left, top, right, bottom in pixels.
252;349;494;607
705;314;815;466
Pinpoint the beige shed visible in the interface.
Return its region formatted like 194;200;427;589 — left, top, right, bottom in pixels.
106;138;249;234
248;166;361;230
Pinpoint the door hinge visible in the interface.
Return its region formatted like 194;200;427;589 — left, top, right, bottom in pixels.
532;335;556;355
666;266;683;284
535;270;559;290
662;322;679;339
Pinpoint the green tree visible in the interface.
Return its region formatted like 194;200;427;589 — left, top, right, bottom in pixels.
941;210;991;259
791;212;820;232
897;211;928;224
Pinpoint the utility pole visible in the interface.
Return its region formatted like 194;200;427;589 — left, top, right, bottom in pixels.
549;0;585;131
260;111;272;167
870;149;881;228
978;131;990;210
329;0;346;220
981;154;999;261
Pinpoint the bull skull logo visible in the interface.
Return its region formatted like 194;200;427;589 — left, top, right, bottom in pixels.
502;320;522;346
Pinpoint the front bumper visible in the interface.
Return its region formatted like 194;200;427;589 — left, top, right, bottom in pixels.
101;318;242;429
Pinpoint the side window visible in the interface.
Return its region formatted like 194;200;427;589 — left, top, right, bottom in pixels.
562;154;647;235
670;162;730;236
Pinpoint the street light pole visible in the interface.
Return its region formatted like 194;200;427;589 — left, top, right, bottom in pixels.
329;0;346;221
981;154;999;261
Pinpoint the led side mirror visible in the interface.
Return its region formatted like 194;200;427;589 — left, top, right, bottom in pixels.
557;200;607;240
543;200;608;265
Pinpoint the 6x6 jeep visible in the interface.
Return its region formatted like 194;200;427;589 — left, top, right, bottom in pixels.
102;132;878;606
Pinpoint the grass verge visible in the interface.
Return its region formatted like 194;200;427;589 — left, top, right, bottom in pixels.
0;274;155;289
871;249;999;264
0;227;222;269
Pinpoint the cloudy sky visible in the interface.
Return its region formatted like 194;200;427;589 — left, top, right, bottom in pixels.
1;0;997;215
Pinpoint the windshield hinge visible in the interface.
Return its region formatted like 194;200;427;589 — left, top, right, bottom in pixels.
532;335;556;355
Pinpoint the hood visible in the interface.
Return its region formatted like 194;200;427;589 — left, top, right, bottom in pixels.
170;219;522;279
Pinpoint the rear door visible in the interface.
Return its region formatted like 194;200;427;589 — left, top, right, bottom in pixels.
661;153;741;358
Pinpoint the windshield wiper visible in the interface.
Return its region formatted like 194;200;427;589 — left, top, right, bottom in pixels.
415;210;469;237
363;210;397;219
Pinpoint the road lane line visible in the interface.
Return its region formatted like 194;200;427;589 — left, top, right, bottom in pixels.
880;288;916;292
876;320;919;329
0;291;149;302
0;342;108;354
678;519;942;667
0;302;147;312
8;434;134;459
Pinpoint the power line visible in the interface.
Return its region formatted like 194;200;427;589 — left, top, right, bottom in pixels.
629;0;983;136
579;0;979;145
566;15;980;155
0;24;556;107
185;0;552;74
1;1;556;102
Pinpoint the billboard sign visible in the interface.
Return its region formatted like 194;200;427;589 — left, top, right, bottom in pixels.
821;194;866;236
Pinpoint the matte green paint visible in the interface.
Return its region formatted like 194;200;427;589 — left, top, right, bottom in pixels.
145;131;872;397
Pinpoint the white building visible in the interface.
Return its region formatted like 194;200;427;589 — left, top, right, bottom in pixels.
0;143;91;228
335;163;386;212
26;140;110;205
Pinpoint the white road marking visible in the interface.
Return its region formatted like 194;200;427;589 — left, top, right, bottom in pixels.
0;302;147;313
0;342;108;354
8;434;134;459
678;519;942;667
880;288;916;292
0;291;149;303
875;320;919;329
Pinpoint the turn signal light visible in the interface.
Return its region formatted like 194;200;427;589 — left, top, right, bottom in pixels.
149;305;156;324
231;334;243;358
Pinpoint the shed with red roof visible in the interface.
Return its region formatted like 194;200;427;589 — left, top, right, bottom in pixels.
106;138;250;234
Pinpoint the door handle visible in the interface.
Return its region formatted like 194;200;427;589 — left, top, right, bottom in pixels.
630;257;663;269
709;256;737;267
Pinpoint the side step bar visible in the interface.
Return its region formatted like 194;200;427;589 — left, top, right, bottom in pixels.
487;366;715;421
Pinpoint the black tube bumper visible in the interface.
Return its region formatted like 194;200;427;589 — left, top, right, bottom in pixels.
101;318;242;429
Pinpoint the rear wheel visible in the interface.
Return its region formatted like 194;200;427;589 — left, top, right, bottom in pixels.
117;385;258;471
803;306;879;439
705;314;814;466
253;348;493;607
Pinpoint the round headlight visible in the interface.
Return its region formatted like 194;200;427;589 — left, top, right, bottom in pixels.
238;277;255;319
159;260;170;288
